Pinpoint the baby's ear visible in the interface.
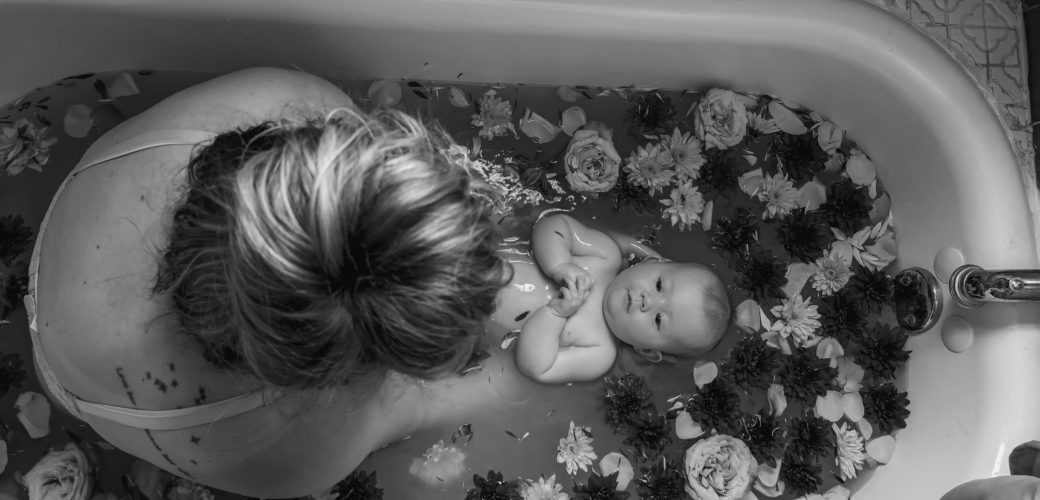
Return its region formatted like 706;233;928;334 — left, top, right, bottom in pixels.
635;347;664;363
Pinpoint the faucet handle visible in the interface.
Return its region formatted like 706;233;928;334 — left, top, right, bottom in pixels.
893;267;943;332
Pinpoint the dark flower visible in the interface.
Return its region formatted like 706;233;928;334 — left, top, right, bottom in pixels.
573;471;631;500
723;334;782;392
625;91;676;138
611;172;658;216
780;456;823;497
602;372;655;433
0;353;26;399
710;208;759;258
698;149;743;199
768;132;828;187
786;416;834;461
817;291;867;346
623;411;673;460
0;214;34;267
733;248;788;302
0;260;28;322
330;470;383;500
849;324;910;382
862;383;911;434
777;347;838;406
774;208;832;263
847;268;894;313
819;179;871;234
686;379;741;434
736;411;785;467
466;469;522;500
636;456;686;500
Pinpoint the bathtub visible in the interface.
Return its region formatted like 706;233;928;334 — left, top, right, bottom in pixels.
2;0;1039;497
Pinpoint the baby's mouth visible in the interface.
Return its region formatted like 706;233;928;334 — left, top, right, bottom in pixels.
625;290;633;313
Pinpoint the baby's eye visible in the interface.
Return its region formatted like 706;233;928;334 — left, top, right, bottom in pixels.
654;313;662;329
655;277;662;292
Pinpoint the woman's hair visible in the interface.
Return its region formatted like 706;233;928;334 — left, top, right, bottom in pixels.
153;107;510;390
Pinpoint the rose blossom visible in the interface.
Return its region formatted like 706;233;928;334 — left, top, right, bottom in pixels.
23;442;93;500
684;434;758;500
693;88;749;150
563;127;621;194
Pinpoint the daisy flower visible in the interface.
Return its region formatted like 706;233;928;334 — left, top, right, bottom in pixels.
757;172;798;219
833;422;867;481
660;181;705;231
770;294;822;348
471;90;516;140
812;248;853;295
661;128;705;181
521;474;570;500
624;142;675;196
557;421;597;475
408;440;467;485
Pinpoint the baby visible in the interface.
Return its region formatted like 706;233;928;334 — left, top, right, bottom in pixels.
493;213;731;384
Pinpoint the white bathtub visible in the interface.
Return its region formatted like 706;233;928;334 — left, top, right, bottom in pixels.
3;0;1039;497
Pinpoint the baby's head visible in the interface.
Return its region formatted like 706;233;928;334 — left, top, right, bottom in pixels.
603;260;730;360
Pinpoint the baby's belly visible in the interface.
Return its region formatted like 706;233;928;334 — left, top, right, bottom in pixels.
491;259;557;332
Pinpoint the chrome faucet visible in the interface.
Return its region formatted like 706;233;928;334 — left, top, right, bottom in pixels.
949;265;1040;308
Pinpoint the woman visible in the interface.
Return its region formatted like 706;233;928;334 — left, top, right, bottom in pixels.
26;67;514;497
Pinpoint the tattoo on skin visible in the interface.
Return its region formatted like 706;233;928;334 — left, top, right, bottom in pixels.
115;367;137;406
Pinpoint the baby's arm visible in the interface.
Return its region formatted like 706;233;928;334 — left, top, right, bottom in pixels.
531;214;613;282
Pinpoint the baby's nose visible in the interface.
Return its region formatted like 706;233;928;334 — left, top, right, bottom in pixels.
639;292;659;312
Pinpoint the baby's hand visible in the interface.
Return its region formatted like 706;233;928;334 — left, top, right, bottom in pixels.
548;284;589;318
552;262;595;296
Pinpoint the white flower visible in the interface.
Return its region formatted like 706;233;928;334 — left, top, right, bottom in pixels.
757;172;798;219
660;128;705;181
830;213;897;272
812;249;853;295
471;90;516;140
521;474;570;500
769;294;822;347
693;88;749;150
408;440;467;485
747;111;780;135
624;143;675;196
660;181;705;231
23;442;93;500
557;421;597;475
833;422;867;481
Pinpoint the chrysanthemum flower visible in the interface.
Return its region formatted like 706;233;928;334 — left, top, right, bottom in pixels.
660;181;705;231
409;440;467;485
813;248;853;295
661;128;705;181
558;421;597;475
624;143;675;196
770;294;822;348
833;422;867;481
520;474;570;500
757;172;799;219
471;90;516;140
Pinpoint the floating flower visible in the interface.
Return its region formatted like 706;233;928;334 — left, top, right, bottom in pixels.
602;373;655;433
164;478;217;500
409;440;467;485
572;472;627;500
599;452;635;491
698;149;742;198
845;149;877;186
519;108;562;144
693;88;749;150
861;383;911;434
626;91;676;137
733;299;762;334
367;80;402;107
778;347;839;406
686;380;741;435
819;179;871;234
683;434;758;500
733;248;788;302
636;456;685;500
770;132;828;187
832;422;866;481
846;268;893;312
786;416;834;461
660;128;705;180
775;209;832;264
471;90;516;140
564;127;621;194
466;469;522;500
770;295;822;348
812;249;853;296
746;111;780;139
711;208;758;257
15;391;51;439
624;143;675;196
329;470;383;500
558;421;597;475
779;456;823;497
757;172;799;220
624;412;673;460
849;325;910;381
723;334;781;391
835;356;865;394
660;181;705;231
1;118;57;176
23;442;93;500
829;214;897;272
0;352;27;398
817;292;867;346
815;121;845;155
521;474;569;500
737;411;785;467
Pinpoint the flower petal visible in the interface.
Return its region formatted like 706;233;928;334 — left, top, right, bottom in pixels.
815;121;844;155
598;452;634;490
768;101;808;135
858;419;874;441
843;392;865;422
815;338;844;367
754;478;785;498
814;391;844;422
701;200;714;231
0;439;6;475
448;86;469;108
869;191;892;225
767;383;788;416
796;178;828;211
692;361;719;389
63;104;93;138
734;299;762;333
738;168;765;197
675;411;706;439
105;72;140;99
823;484;852;500
367;80;402;107
560;106;587;136
866;435;896;464
783;263;817;299
845;150;877;186
557;86;582;102
519;108;561;144
14;392;50;439
757;457;782;487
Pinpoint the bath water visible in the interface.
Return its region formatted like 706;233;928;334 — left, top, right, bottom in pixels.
0;71;904;500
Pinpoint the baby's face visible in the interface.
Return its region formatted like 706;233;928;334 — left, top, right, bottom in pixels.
603;261;721;354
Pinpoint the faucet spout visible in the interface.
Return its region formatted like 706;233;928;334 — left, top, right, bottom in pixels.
950;264;1040;308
